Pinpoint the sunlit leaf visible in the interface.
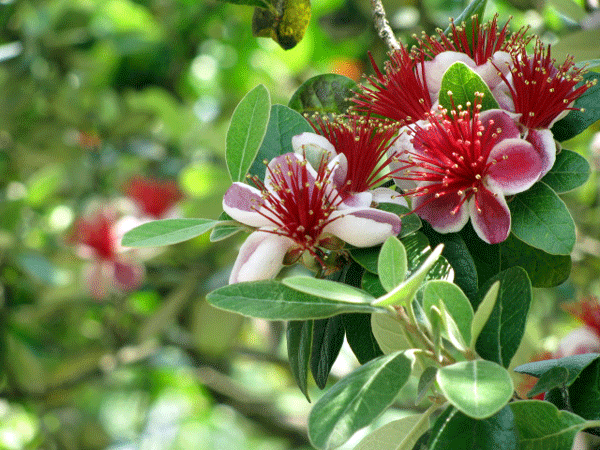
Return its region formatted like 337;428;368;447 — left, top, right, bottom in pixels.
438;62;500;112
122;219;220;247
282;276;375;303
378;236;407;292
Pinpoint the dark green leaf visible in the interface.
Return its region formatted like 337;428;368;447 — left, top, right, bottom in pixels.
248;104;313;180
566;358;600;421
351;246;380;274
514;353;600;381
474;267;531;367
437;360;514;419
402;233;452;281
342;313;383;365
206;280;385;320
210;212;244;242
510;400;598;450
509;181;576;255
541;149;591;193
499;233;571;288
459;222;500;293
219;0;272;9
428;405;517;450
438;62;500;112
308;351;413;449
288;74;356;115
377;203;422;238
287;320;314;401
444;0;487;36
310;316;345;390
552;72;600;142
226;84;271;182
362;272;387;297
527;366;570;398
122;219;220;247
416;367;437;405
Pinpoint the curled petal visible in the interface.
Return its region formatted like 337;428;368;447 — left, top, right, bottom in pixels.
468;185;511;244
476;51;512;90
229;230;296;284
487;138;543;195
526;128;557;178
223;182;274;227
413;191;469;234
292;132;337;168
341;191;373;208
389;127;418;191
372;187;408;207
479;109;521;140
324;208;401;247
328;153;348;191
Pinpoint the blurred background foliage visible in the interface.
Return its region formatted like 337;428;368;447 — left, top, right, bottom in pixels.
0;0;599;448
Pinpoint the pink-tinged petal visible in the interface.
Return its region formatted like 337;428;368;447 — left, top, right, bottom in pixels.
328;153;348;191
292;132;337;168
341;191;373;208
468;186;511;244
526;128;557;178
413;191;469;234
491;84;514;111
388;127;419;191
223;182;274;228
114;260;145;291
487;138;543;195
423;52;477;98
556;327;600;358
229;230;296;284
476;51;512;90
479;109;521;140
372;187;408;207
324;208;401;247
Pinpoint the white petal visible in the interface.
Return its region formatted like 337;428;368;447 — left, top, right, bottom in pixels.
372;187;408;207
388;126;418;191
328;153;348;191
229;230;296;284
341;191;373;208
476;51;512;90
324;208;401;247
423;52;477;99
526;128;557;178
223;182;274;228
292;132;337;168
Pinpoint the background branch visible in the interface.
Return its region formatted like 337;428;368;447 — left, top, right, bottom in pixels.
370;0;400;50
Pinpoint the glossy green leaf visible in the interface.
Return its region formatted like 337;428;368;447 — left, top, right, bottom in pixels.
423;281;473;348
416;367;438;405
354;414;429;450
310;316;345;390
402;233;452;281
374;244;444;307
428;405;517;450
342;313;383;365
470;281;499;349
226;84;271;182
526;366;570;398
288;74;356;115
444;0;487;36
247;104;313;180
282;276;375;303
438;62;500;112
510;400;600;450
552;72;600;142
541;149;591;193
122;218;220;247
362;272;387;298
206;280;385;320
378;236;408;292
474;267;531;367
308;351;413;449
371;313;413;355
377;203;422;238
509;181;576;255
210;211;244;242
459;222;500;291
252;0;311;50
437;360;514;419
351;246;380;274
515;353;600;383
499;233;571;288
287;320;313;401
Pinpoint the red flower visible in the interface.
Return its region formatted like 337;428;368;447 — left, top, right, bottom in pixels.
126;175;183;219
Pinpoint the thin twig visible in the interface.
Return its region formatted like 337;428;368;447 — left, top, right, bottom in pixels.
370;0;400;50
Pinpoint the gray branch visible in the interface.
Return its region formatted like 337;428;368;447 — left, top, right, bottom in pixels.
370;0;400;50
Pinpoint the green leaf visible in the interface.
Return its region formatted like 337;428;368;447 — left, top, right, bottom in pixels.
377;203;422;238
16;253;70;286
378;236;408;292
354;413;431;450
288;74;356;115
351;246;380;274
402;233;452;281
416;367;438;405
210;212;244;242
371;313;413;355
509;181;576;255
308;351;413;449
374;244;445;307
436;360;514;419
122;219;220;247
474;267;532;368
428;405;517;450
444;0;487;36
287;320;313;401
219;0;272;9
541;149;591;193
459;222;500;291
510;400;600;450
206;280;385;320
438;62;500;112
248;104;313;180
470;281;499;349
423;281;473;348
342;313;383;365
552;72;600;142
499;233;571;288
515;354;600;383
226;84;271;182
527;366;570;398
310;316;345;389
362;272;387;297
282;276;375;303
252;0;311;50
